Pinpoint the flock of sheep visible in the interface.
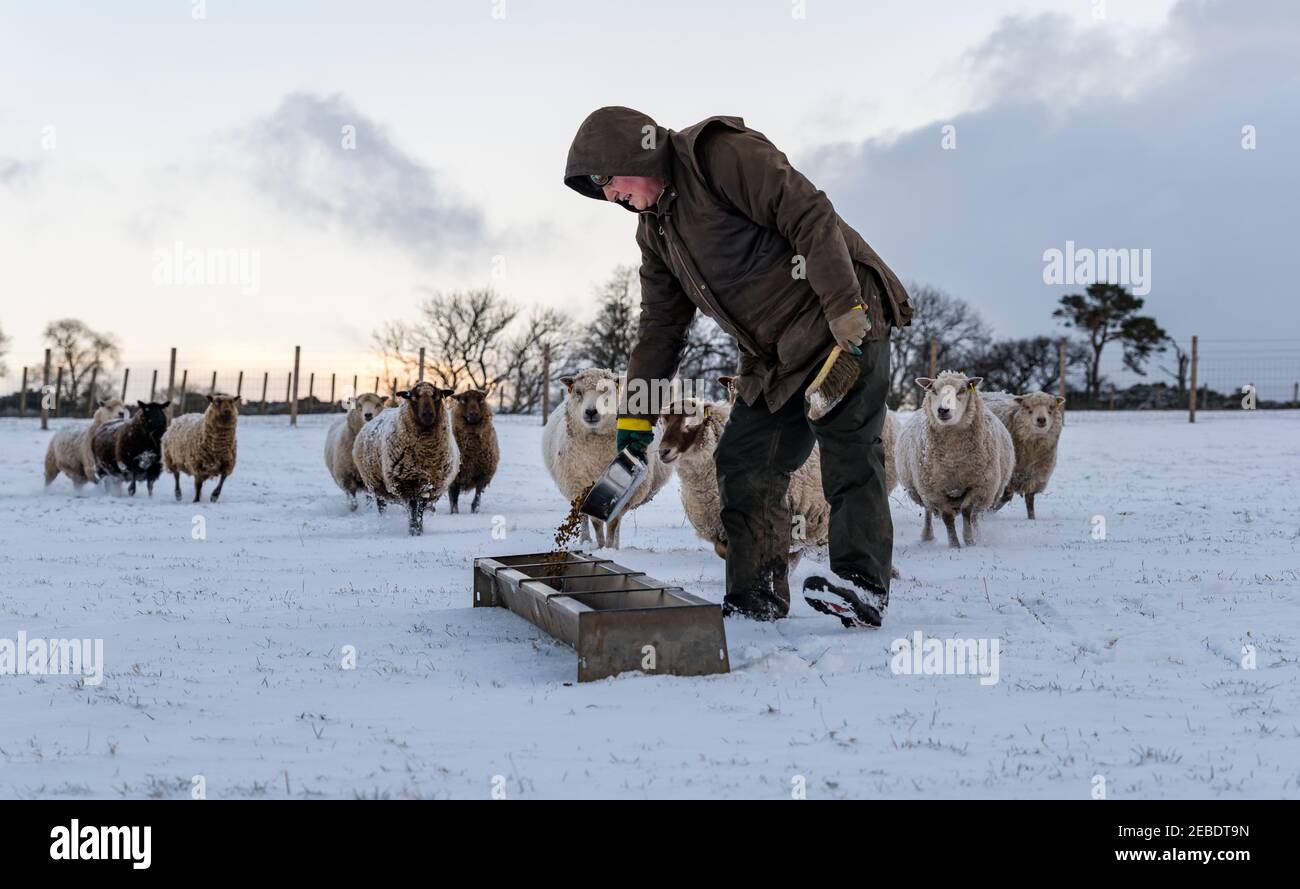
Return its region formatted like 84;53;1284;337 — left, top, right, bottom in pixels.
39;367;1064;562
541;367;1065;565
44;394;240;502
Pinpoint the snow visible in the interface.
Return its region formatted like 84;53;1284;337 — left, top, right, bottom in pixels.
1;409;1297;799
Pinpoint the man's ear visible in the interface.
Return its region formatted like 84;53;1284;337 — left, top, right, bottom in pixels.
560;376;575;391
915;377;933;391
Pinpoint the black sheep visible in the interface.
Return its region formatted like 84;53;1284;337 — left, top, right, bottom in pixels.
91;401;171;496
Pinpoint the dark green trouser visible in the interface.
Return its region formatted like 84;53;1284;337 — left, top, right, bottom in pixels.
715;337;893;609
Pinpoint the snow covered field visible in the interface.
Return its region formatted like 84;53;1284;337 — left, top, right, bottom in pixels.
2;409;1297;799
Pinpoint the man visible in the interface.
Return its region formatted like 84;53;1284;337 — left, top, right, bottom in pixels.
563;107;913;628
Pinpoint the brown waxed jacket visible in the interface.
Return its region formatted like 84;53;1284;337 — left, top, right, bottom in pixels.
564;106;913;417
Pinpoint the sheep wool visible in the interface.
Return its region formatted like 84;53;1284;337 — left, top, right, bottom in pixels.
894;370;1013;548
44;399;129;488
448;389;500;514
983;390;1065;519
324;392;387;511
352;381;458;535
161;394;239;503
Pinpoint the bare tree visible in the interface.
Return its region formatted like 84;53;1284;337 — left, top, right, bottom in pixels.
0;322;10;378
967;336;1088;394
573;265;640;371
373;288;519;393
677;316;738;401
887;283;990;406
500;306;575;414
1157;335;1190;394
43;319;120;408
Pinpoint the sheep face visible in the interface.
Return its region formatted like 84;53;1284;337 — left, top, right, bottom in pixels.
1014;391;1065;435
453;389;490;426
94;399;130;425
561;369;618;434
134;401;171;438
205;394;240;426
657;398;713;465
398;381;452;430
916;372;983;428
352;393;386;423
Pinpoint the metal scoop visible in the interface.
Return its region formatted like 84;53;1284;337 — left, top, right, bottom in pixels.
580;448;648;524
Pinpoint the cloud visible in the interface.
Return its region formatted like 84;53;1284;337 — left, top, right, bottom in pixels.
0;157;39;189
807;0;1300;341
242;92;486;261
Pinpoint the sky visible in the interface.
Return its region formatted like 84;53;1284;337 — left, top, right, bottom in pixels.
1;0;1295;381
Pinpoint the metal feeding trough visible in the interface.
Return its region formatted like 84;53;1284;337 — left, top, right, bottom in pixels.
472;552;730;683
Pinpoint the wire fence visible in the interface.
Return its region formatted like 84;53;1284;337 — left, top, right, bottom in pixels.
2;338;1298;420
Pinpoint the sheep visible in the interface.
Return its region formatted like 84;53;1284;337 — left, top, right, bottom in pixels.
351;381;458;535
894;371;1013;548
448;389;499;514
541;367;671;549
43;398;129;489
324;392;386;511
658;396;829;563
983;390;1065;519
161;394;240;503
881;409;899;495
91;400;172;496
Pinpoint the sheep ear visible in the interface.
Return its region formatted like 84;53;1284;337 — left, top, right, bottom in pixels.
717;375;734;389
1013;394;1026;403
702;402;712;418
396;390;412;400
441;388;456;399
137;400;147;410
915;377;933;391
160;401;171;409
967;377;983;390
1055;396;1066;407
560;376;575;391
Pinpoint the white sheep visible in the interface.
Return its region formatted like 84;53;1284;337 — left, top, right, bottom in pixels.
324;392;387;511
658;396;829;563
352;381;458;535
541;367;671;549
983;390;1065;519
894;370;1013;547
43;399;129;489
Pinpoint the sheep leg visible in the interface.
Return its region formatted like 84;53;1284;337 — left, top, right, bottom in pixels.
192;476;205;503
210;474;227;502
941;511;961;548
374;495;387;515
407;498;424;536
1025;492;1036;520
961;506;976;546
922;509;934;542
592;520;606;549
448;484;460;514
128;478;137;497
607;516;621;550
347;490;358;512
172;471;183;502
471;487;483;514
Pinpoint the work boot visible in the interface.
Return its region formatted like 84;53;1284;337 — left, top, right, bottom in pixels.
802;571;888;629
722;559;790;621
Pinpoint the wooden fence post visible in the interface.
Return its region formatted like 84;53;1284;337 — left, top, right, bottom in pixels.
236;370;244;401
373;376;379;394
1293;382;1298;409
19;367;27;418
84;366;98;417
41;349;51;430
167;347;177;417
351;374;357;400
284;372;291;411
291;346;301;426
418;347;426;382
1188;335;1198;423
307;372;315;413
541;342;551;424
209;370;217;395
329;373;336;409
54;366;64;417
121;368;130;402
928;336;938;379
150;369;158;402
1058;338;1067;403
179;369;188;414
260;372;269;415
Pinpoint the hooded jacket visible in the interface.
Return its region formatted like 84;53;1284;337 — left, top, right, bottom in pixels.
564;106;912;419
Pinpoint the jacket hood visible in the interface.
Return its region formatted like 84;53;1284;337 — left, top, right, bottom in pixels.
563;106;672;209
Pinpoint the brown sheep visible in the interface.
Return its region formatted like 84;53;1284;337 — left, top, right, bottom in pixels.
448;389;499;514
161;394;239;503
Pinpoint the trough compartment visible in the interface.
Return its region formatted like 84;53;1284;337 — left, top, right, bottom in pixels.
472;552;730;683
